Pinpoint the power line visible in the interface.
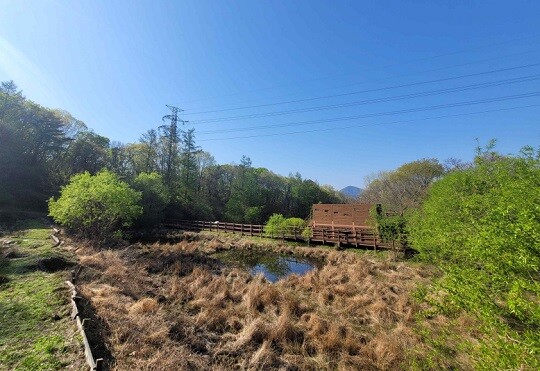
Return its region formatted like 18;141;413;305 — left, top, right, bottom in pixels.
183;49;540;115
189;74;540;124
179;34;540;106
184;49;540;113
186;62;540;115
196;91;540;136
198;103;540;142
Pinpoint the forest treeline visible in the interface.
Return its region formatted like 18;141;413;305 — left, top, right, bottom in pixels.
0;81;343;224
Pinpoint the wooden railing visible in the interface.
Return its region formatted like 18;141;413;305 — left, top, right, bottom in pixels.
163;220;396;250
164;220;265;236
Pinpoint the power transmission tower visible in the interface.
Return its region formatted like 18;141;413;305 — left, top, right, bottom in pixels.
160;105;188;187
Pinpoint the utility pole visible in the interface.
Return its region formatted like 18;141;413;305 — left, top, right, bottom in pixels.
161;105;188;188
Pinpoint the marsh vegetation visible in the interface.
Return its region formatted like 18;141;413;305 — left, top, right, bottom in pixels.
72;232;469;370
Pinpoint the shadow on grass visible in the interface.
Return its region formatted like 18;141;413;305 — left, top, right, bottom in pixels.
1;251;76;277
0;212;50;232
74;293;115;370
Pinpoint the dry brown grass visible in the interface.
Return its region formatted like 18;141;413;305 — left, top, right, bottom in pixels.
73;233;464;370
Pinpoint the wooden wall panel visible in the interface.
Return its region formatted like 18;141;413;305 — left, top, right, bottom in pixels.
312;204;374;227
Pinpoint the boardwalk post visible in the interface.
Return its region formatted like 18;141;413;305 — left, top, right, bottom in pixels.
352;223;357;247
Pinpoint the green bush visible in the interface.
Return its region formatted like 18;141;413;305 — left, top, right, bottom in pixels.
409;146;540;368
132;172;169;228
286;217;306;231
264;214;287;237
370;205;408;247
48;170;142;241
264;214;306;237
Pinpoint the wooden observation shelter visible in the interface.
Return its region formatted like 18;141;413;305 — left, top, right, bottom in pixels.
309;204;384;248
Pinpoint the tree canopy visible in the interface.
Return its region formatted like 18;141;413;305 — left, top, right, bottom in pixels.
359;158;444;213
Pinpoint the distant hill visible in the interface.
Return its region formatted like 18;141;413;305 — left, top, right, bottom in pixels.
340;186;363;199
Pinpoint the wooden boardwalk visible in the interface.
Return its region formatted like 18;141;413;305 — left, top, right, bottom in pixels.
162;219;396;250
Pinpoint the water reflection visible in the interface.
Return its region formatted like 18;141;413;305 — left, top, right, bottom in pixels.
215;249;322;283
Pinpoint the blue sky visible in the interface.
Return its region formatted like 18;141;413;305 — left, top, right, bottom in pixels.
1;0;539;189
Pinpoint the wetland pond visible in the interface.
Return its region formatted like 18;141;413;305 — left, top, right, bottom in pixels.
215;249;324;283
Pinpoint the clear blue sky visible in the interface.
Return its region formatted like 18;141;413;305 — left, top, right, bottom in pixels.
1;0;539;189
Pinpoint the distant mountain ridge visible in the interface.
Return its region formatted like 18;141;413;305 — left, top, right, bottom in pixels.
340;186;363;199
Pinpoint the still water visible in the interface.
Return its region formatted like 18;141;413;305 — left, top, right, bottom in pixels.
215;249;322;283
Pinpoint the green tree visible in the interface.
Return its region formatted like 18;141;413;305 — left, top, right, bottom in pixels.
64;130;110;175
132;172;169;228
0;81;69;211
48;170;142;241
139;129;159;174
158;120;180;190
225;156;259;222
360;158;444;214
178;128;201;204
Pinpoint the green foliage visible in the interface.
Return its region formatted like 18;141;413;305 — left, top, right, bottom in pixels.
302;226;312;239
264;214;287;237
264;214;306;237
370;205;407;246
286;217;306;230
0;82;68;210
409;146;540;367
66;130;110;175
244;206;264;224
178;128;200;203
48;170;142;240
132;172;169;228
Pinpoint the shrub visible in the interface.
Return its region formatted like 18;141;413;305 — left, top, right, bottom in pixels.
264;214;287;237
369;205;408;247
286;217;306;231
264;214;306;237
48;170;142;241
409;146;540;368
